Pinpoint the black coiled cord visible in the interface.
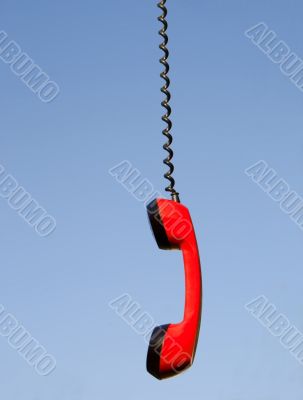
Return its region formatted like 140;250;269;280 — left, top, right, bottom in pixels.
157;0;180;202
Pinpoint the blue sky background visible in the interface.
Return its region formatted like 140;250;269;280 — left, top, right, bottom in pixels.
0;0;303;399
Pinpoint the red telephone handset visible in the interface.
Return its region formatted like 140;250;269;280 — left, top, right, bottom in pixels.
146;198;202;380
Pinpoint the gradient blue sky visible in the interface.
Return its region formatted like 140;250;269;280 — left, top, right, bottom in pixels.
0;0;303;399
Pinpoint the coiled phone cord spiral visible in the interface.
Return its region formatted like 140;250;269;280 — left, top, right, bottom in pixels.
158;0;180;203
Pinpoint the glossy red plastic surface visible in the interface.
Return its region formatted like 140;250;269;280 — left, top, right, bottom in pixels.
147;198;202;379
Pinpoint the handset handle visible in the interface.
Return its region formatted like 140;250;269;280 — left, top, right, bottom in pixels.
146;198;202;380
